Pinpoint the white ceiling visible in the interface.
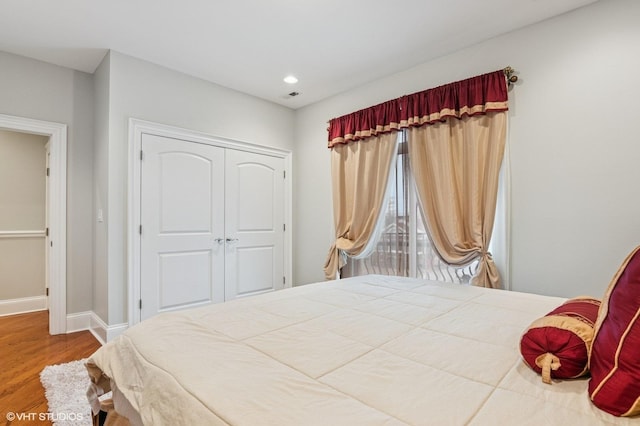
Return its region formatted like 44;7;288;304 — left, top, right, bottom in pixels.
0;0;598;109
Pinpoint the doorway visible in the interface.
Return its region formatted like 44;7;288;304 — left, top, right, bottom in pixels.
0;130;48;315
0;114;67;335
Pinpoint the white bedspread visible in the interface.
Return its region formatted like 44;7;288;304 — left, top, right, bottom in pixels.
87;275;638;425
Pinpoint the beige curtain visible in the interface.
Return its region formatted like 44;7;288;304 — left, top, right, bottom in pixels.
408;111;507;288
324;132;397;280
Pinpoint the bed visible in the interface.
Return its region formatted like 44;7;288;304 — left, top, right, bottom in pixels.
86;275;638;425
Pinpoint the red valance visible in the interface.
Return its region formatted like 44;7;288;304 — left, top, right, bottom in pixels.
328;69;509;148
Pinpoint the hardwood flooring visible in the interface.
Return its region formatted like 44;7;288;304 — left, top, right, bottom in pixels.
0;311;101;425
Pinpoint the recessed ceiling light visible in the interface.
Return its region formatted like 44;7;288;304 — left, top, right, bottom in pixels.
283;75;298;84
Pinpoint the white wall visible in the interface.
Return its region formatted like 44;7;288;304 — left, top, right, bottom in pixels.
293;0;640;299
97;51;295;324
0;51;94;313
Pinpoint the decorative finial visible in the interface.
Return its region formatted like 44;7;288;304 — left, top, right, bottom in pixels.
504;66;518;85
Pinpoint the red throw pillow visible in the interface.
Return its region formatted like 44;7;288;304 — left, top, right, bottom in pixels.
520;297;601;384
589;246;640;417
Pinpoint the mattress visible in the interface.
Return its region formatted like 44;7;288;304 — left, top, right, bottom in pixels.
86;275;638;425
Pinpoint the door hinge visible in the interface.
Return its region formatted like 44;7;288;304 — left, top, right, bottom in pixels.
283;223;286;231
139;225;142;235
283;276;286;285
46;167;50;177
283;170;286;179
46;288;49;296
140;150;143;161
139;299;142;309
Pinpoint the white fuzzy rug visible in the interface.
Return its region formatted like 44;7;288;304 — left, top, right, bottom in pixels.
39;359;92;426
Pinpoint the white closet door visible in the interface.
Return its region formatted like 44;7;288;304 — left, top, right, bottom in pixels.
140;134;225;321
224;150;285;300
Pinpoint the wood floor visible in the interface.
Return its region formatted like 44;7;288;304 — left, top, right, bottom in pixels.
0;310;101;426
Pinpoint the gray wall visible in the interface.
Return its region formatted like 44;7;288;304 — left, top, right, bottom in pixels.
92;52;111;322
0;49;296;324
98;51;296;324
0;51;94;313
293;0;640;299
3;0;638;322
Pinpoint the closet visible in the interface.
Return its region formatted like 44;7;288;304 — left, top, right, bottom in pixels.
137;132;288;322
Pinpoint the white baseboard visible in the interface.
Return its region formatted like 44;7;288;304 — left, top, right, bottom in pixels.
0;296;47;317
106;323;128;341
88;313;128;344
66;311;128;345
66;311;92;332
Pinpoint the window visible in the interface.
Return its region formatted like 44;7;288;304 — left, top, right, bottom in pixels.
342;130;480;283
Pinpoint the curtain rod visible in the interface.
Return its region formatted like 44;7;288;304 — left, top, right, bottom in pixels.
327;67;519;124
503;66;518;85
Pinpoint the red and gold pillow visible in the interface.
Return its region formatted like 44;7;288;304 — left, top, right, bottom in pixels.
589;246;640;417
520;297;600;384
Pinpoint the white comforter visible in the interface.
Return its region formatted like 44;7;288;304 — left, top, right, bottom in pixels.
87;275;637;425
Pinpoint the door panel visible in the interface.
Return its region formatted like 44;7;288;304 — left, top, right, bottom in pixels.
158;250;212;310
236;163;275;231
225;150;285;300
158;153;214;233
140;134;225;321
236;246;274;295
